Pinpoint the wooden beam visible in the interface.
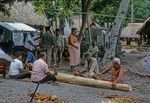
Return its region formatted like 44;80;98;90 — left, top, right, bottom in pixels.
54;72;132;91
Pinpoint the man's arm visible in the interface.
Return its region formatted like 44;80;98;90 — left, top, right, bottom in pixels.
50;27;55;36
89;62;96;74
61;36;65;48
50;34;55;47
42;63;57;76
96;46;99;52
68;35;78;49
28;40;34;47
19;61;29;72
33;36;40;41
26;34;35;47
46;71;57;76
98;67;111;76
82;61;88;73
40;34;44;45
112;68;124;84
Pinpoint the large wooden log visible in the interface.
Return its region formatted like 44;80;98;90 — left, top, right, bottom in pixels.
54;72;132;91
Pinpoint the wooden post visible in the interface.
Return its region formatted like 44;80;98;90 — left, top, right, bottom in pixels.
131;0;134;23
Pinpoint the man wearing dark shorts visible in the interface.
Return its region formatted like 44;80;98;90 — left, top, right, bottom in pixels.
31;52;57;83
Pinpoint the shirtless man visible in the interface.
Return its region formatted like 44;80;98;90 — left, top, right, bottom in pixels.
99;57;124;86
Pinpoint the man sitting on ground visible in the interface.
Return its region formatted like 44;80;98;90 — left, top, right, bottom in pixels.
31;52;57;83
8;52;31;79
99;57;124;85
73;52;100;79
88;41;99;58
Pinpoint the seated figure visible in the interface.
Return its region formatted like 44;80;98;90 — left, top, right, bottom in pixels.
99;57;124;86
88;41;99;58
73;52;100;79
8;51;31;79
31;52;57;83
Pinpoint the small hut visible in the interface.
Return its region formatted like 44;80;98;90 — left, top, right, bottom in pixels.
137;17;150;45
120;23;143;46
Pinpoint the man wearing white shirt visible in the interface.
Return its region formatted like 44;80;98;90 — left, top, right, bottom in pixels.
73;52;100;79
24;33;37;63
24;33;35;51
9;51;31;79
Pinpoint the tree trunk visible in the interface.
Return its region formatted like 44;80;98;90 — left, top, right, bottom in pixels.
53;72;132;91
59;17;65;34
79;0;92;43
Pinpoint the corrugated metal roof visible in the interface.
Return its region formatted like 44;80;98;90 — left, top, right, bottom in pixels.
0;22;36;32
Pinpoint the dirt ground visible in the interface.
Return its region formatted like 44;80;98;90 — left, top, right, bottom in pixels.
0;51;150;103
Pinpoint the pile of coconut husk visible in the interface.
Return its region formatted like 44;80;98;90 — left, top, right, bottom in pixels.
28;92;70;103
97;95;142;103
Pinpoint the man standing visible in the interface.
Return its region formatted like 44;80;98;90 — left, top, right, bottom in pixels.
68;28;80;71
41;27;54;67
31;52;57;83
24;33;36;63
53;29;64;66
24;33;36;51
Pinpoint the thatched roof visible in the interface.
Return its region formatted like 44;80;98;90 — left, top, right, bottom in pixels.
120;23;143;38
0;2;48;26
137;17;150;35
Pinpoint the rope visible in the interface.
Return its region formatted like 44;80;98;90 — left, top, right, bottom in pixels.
74;11;145;21
43;8;146;22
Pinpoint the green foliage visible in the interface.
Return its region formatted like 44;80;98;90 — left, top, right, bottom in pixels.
127;0;150;22
0;3;11;16
92;0;150;23
33;0;81;19
91;0;122;23
134;0;150;20
33;0;48;15
1;0;149;23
